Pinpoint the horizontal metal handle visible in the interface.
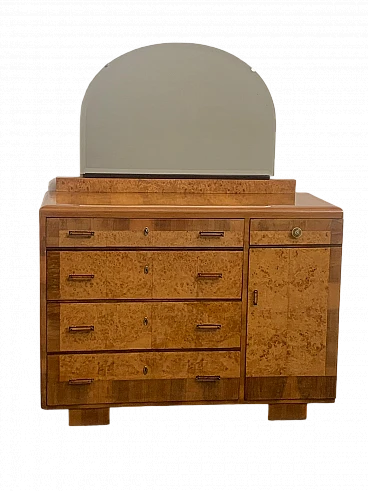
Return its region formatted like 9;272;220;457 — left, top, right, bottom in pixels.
196;324;222;330
68;378;94;385
196;375;221;382
68;325;95;333
68;274;95;280
197;272;223;279
68;230;95;237
199;231;225;237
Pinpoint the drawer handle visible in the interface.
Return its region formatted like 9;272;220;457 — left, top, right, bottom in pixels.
199;231;225;237
68;274;95;280
143;366;148;375
291;227;302;239
197;272;223;279
143;317;149;326
196;324;222;330
253;290;258;306
196;375;221;382
144;227;149;236
68;325;95;333
144;265;149;274
68;230;95;237
68;378;94;385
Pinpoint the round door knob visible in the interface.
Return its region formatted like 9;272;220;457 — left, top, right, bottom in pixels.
291;227;302;239
144;227;149;236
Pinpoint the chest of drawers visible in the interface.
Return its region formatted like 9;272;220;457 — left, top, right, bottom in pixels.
40;178;342;425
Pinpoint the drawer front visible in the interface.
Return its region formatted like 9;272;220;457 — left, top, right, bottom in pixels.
47;251;243;300
151;302;241;349
47;351;240;405
47;302;242;352
47;218;244;248
250;218;343;245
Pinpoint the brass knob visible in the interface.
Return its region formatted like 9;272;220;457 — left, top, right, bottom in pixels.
291;227;302;239
144;227;149;236
143;317;149;326
144;265;149;274
143;366;148;375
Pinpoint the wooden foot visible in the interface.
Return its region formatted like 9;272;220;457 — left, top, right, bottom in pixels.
69;408;110;426
268;403;307;421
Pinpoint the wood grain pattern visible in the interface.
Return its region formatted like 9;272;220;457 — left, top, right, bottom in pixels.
152;251;243;299
47;303;152;352
268;403;307;420
50;177;296;196
55;192;295;206
69;408;110;426
47;301;241;352
246;376;336;400
47;250;243;300
325;247;342;376
151;302;241;349
46;218;244;248
246;247;332;378
47;352;240;405
56;351;240;381
40;213;47;408
239;219;250;401
250;218;343;245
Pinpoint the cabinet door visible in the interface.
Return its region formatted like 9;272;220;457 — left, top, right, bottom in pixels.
246;247;341;400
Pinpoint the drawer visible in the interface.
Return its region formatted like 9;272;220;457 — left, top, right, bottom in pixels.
46;250;243;300
250;218;343;245
46;218;244;248
47;351;240;405
47;301;242;352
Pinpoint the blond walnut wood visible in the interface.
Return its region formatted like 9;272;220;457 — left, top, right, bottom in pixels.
40;177;343;422
246;247;334;377
47;250;243;300
47;351;240;405
250;218;343;245
47;218;244;248
47;301;241;351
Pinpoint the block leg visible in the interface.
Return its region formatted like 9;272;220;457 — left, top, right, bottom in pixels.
268;403;307;421
69;408;110;426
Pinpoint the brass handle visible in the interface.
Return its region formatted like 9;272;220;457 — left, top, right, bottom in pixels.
68;274;94;280
144;265;149;274
253;290;258;306
68;378;94;385
143;317;149;326
197;273;223;279
199;231;225;237
196;375;221;382
143;366;148;375
196;324;222;330
68;325;95;333
291;227;302;239
144;227;149;236
68;230;95;237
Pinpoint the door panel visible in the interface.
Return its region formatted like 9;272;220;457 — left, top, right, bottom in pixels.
246;247;332;378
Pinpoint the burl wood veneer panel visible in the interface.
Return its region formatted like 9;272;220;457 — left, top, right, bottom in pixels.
250;218;343;245
151;302;241;349
47;250;243;300
47;351;240;405
47;301;242;352
46;218;244;248
50;177;296;197
246;247;340;378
